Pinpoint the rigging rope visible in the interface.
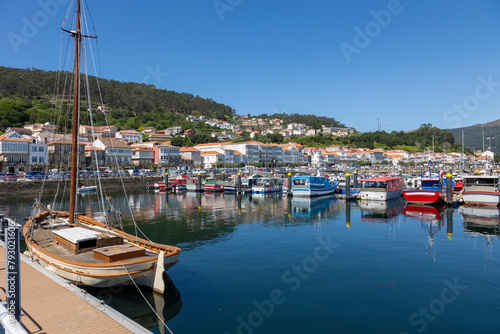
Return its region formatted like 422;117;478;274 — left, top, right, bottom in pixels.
120;262;174;334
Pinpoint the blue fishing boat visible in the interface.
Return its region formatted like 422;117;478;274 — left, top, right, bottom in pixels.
291;175;338;198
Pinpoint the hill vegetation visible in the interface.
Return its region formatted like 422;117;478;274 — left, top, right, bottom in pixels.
0;66;469;154
447;120;500;154
0;66;344;134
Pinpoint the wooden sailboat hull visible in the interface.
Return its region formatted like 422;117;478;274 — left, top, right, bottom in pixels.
23;211;181;288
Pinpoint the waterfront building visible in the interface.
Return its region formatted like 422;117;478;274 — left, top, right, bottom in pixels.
154;144;181;165
93;138;132;165
131;145;155;166
84;145;105;167
47;138;86;166
180;147;202;166
28;136;48;166
0;131;30;172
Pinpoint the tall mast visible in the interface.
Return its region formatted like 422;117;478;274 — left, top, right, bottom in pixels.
69;0;81;223
461;130;464;174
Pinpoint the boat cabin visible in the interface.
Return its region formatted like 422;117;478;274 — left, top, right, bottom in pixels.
463;176;500;190
360;177;404;191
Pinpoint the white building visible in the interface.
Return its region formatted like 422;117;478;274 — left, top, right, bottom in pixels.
116;129;142;143
93;138;132;165
28;136;48;166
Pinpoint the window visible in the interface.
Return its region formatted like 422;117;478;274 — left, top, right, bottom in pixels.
32;157;37;163
39;157;44;163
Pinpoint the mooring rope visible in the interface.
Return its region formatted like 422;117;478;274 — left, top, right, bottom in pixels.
119;262;174;334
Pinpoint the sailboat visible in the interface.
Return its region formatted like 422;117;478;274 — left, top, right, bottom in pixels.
22;0;180;292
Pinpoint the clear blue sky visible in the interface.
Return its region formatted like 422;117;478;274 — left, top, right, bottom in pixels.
2;0;500;132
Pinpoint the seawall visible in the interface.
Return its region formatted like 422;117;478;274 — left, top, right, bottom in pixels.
0;176;163;195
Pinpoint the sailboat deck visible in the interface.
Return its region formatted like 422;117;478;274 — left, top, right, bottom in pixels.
31;223;157;263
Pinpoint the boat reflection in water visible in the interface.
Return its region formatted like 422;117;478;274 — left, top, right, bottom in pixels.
403;203;447;261
403;204;447;222
359;197;406;222
291;196;336;217
87;273;181;333
461;206;500;237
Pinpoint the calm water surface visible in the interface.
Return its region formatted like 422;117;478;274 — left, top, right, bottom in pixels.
2;190;500;334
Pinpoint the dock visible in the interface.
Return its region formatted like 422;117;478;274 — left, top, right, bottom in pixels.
0;242;150;334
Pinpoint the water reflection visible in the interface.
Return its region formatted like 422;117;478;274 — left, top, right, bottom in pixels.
291;196;336;217
359;197;406;222
403;204;447;261
87;273;181;333
461;206;500;236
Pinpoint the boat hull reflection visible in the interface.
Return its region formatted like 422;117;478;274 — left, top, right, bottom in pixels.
461;206;500;236
87;273;181;332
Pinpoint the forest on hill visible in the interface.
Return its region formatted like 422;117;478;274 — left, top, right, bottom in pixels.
0;66;469;154
447;120;500;154
0;66;344;133
0;66;235;122
339;123;469;154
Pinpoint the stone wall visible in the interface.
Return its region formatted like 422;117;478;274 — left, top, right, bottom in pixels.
0;177;163;195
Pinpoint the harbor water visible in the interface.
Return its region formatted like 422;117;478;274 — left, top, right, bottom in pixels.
2;190;499;333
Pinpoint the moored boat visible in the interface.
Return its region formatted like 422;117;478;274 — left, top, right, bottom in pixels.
359;176;404;201
462;175;500;206
204;177;224;193
403;178;445;205
252;178;283;194
291;175;338;197
77;185;97;194
23;0;181;293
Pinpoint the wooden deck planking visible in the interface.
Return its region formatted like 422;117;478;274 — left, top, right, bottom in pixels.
0;247;144;334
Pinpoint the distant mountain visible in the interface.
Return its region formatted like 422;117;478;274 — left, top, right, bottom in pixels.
447;120;500;154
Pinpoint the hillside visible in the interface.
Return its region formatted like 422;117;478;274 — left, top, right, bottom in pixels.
447;120;500;154
0;66;344;133
0;66;235;119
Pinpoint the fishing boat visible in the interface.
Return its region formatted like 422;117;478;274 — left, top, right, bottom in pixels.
203;177;224;193
402;178;445;205
23;0;180;292
291;175;338;197
252;178;283;194
170;175;188;192
220;179;252;194
186;177;202;192
462;175;500;206
402;162;451;205
359;176;405;201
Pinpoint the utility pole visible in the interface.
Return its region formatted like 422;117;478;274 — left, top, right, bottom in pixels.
482;124;485;152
